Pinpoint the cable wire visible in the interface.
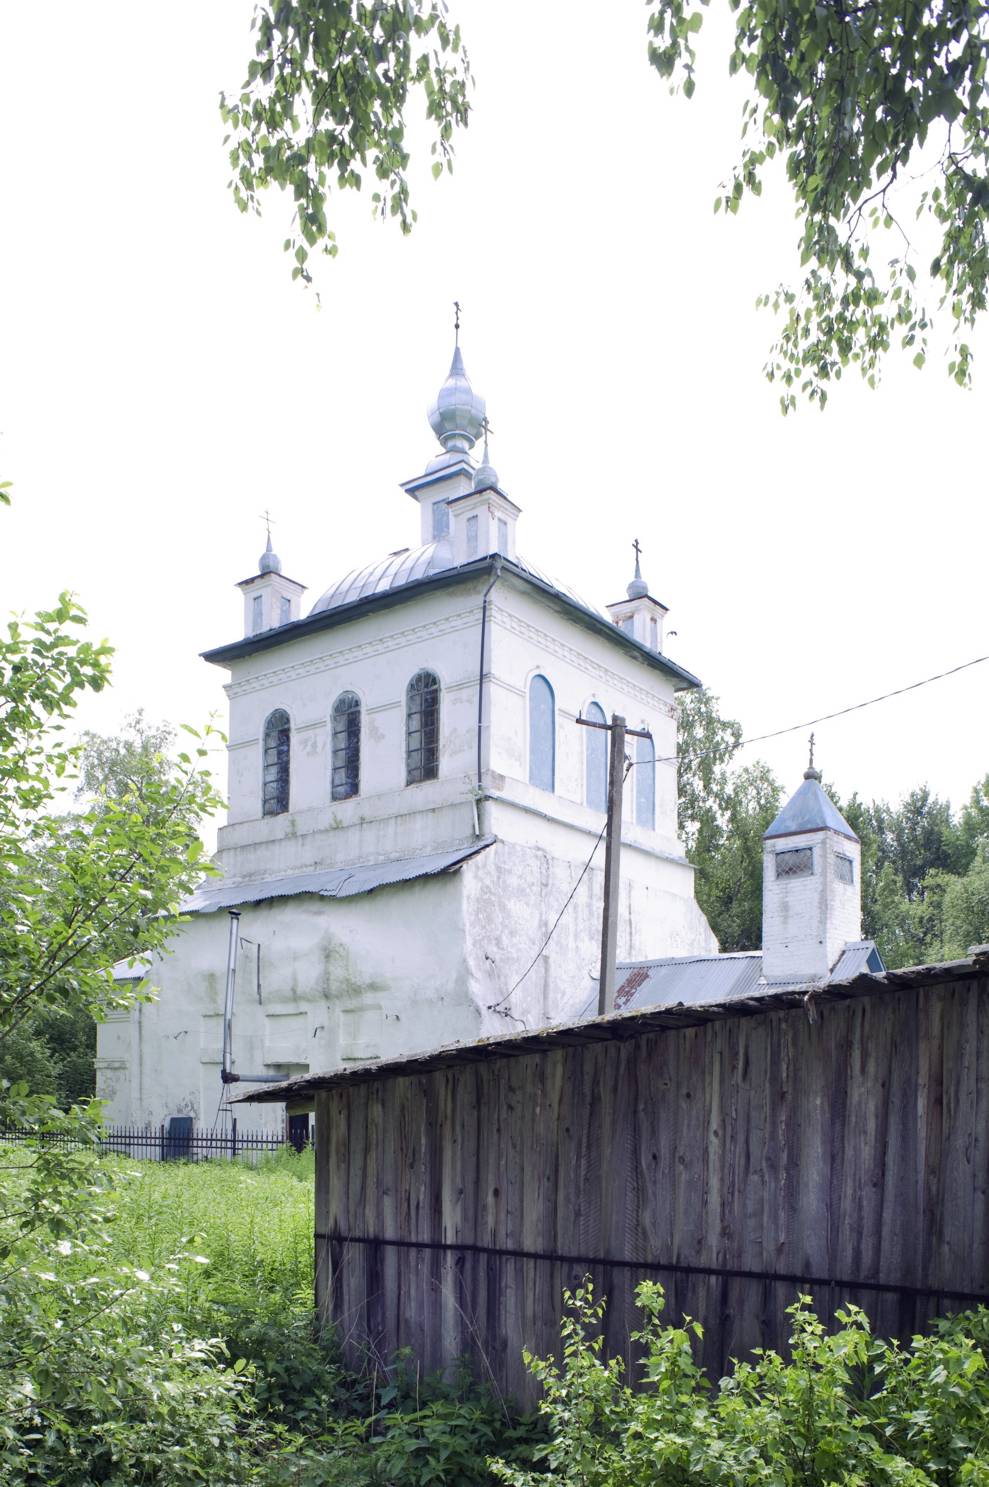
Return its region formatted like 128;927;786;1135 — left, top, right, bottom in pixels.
487;762;631;1012
488;651;988;1012
636;650;989;771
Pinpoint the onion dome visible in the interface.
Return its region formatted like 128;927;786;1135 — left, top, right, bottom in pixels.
259;534;282;574
472;427;499;491
627;549;648;600
427;343;486;453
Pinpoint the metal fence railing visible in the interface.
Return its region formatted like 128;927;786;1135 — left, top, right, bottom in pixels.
0;1117;309;1163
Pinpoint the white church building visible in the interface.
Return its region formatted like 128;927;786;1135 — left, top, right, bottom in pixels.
96;337;719;1131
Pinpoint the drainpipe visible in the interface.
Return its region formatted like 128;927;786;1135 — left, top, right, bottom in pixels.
220;909;277;1085
475;555;503;834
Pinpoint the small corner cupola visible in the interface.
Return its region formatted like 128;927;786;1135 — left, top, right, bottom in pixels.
236;514;307;639
448;417;520;564
606;540;669;652
761;737;863;985
401;304;489;546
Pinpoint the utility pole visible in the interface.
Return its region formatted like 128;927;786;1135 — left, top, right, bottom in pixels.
577;712;652;1016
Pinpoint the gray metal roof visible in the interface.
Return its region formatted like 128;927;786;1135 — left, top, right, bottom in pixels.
235;951;988;1103
763;776;859;842
580;940;885;1018
578;952;763;1020
180;838;495;914
310;542;604;621
203;554;702;692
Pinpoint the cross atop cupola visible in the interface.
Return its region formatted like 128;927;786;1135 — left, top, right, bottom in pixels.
236;513;306;638
400;316;520;554
606;540;669;652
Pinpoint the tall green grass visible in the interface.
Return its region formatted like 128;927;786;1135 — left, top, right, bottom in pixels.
92;1149;315;1328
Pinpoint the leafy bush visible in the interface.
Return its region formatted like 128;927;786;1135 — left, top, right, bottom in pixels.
491;1280;989;1487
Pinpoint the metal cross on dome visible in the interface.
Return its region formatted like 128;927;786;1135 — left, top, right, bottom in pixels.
259;509;275;540
633;537;643;565
808;732;816;771
454;300;461;342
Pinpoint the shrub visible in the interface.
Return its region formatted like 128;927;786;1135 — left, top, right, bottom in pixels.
491;1281;989;1487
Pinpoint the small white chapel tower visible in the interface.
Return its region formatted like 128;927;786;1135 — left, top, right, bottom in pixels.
761;743;862;984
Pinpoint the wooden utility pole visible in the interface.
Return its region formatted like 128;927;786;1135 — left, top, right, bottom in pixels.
577;712;652;1016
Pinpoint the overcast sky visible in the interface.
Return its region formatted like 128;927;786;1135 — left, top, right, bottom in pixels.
1;2;986;826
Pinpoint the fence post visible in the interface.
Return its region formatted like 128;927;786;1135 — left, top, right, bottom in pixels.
159;1122;165;1162
231;1118;237;1160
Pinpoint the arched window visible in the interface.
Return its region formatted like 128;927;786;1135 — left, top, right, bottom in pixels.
406;671;440;784
528;675;556;792
635;732;655;830
262;709;291;816
331;692;361;800
585;701;607;812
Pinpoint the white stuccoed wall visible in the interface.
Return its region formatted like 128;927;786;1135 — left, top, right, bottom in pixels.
96;561;715;1128
761;830;862;984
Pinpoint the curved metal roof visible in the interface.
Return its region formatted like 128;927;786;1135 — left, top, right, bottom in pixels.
310;542;605;622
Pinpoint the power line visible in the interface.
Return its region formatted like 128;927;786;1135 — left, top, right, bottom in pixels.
491;651;988;1011
487;765;632;1013
638;650;989;771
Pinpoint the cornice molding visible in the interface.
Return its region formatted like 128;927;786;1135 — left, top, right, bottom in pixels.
224;606;483;699
491;610;676;718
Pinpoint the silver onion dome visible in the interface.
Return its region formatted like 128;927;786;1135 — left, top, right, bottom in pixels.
472;429;498;491
627;553;648;600
427;344;486;453
259;534;282;574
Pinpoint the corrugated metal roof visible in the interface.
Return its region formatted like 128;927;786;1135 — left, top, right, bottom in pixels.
763;777;859;842
181;838;495;915
579;953;763;1019
235;952;989;1103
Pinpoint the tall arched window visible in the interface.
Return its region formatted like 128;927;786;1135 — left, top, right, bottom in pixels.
331;692;361;800
262;709;291;816
585;701;607;812
528;675;556;792
635;732;655;830
406;670;440;784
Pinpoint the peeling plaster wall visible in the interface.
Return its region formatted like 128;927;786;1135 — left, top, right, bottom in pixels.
97;565;716;1126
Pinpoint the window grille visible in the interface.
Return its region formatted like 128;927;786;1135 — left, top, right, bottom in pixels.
635;732;655;830
262;709;290;816
776;846;813;879
834;853;854;884
331;692;361;800
431;500;449;539
528;675;556;792
279;595;291;626
406;671;440;784
252;594;264;634
466;514;479;558
585;701;607;813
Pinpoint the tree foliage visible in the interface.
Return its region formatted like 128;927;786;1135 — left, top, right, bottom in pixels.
221;1;470;285
648;0;989;408
226;4;988;406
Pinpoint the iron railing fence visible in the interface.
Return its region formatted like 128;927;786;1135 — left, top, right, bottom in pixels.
0;1119;307;1163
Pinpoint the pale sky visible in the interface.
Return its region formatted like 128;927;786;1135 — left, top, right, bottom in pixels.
1;2;986;826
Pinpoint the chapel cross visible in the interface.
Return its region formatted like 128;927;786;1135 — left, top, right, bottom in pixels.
454;300;461;341
808;732;816;772
260;509;275;541
633;537;643;566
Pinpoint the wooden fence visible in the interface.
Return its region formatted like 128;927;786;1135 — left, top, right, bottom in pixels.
313;966;989;1401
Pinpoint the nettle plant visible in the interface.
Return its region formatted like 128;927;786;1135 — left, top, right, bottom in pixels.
491;1280;989;1487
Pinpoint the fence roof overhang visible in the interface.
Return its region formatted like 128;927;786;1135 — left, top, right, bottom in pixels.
234;952;989;1104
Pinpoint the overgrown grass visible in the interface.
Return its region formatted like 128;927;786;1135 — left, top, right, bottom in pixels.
94;1148;315;1327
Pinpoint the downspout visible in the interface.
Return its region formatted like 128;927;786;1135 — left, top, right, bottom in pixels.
220;908;278;1085
475;555;503;835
